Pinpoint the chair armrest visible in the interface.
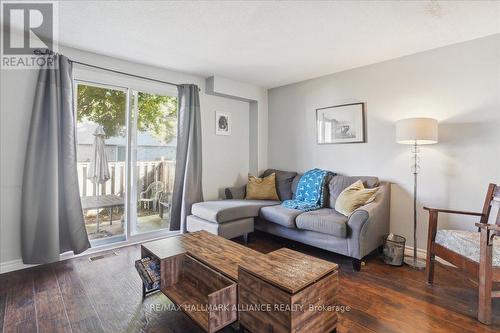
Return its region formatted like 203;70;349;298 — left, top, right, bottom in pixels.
423;207;483;217
347;182;390;259
159;192;170;203
224;185;246;200
154;190;163;201
425;208;485;251
475;223;500;246
475;223;500;232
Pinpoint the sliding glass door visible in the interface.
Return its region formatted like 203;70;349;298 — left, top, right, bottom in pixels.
76;82;128;244
130;90;177;235
75;79;177;246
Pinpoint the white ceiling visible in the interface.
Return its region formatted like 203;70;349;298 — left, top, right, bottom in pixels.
56;1;500;88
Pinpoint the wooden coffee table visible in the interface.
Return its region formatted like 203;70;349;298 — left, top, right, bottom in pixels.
239;248;338;333
142;231;264;333
141;231;338;333
141;230;266;281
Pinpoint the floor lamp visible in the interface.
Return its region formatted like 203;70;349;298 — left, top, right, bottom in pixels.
396;118;438;269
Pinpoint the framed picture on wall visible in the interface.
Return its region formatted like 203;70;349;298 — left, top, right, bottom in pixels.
316;102;365;144
215;111;231;135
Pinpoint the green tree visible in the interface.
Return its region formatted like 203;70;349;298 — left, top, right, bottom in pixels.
77;85;177;143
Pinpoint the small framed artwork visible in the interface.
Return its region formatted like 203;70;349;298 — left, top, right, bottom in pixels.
316;102;365;144
215;111;231;136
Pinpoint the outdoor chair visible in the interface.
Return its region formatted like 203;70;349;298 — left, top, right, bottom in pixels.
139;181;164;211
159;192;172;219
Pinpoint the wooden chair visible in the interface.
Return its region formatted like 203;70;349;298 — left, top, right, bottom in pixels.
424;183;500;325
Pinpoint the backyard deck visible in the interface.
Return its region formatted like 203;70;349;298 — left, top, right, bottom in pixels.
85;211;170;240
78;159;174;240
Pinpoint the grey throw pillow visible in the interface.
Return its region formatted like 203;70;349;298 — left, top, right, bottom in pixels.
291;174;302;197
262;169;297;201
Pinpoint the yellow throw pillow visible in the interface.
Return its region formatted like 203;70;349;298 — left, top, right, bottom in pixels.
246;173;280;201
335;180;379;216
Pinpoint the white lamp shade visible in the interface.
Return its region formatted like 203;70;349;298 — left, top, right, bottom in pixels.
396;117;438;145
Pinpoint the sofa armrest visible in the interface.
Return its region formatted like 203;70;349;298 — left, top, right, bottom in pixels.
346;181;391;259
224;185;246;200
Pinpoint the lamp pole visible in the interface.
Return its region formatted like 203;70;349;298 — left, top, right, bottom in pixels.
405;141;426;269
396;118;438;269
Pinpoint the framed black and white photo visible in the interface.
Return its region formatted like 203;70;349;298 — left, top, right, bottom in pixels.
215;111;231;135
316;102;365;144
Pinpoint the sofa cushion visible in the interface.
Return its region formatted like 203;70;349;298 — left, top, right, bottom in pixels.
291;174;302;197
191;200;280;223
335;180;379;216
262;169;298;200
246;173;280;200
295;208;348;238
436;230;500;266
186;215;254;240
328;175;380;208
224;185;246;199
259;205;302;228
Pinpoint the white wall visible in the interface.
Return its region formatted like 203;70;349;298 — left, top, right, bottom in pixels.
206;75;269;175
0;46;261;265
268;34;500;250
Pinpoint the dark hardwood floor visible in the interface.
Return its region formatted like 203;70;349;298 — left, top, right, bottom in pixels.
1;231;499;333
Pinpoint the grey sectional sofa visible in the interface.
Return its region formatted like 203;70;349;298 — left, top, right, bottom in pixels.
186;169;390;271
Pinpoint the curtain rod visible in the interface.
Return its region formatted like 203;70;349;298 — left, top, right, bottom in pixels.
69;59;188;89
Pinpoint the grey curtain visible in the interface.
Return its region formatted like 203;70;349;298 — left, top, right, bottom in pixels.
21;54;90;264
170;84;203;232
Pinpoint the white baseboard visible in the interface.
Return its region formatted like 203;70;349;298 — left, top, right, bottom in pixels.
1;240;454;274
404;245;427;259
0;251;75;273
0;259;36;274
404;245;454;267
0;232;180;274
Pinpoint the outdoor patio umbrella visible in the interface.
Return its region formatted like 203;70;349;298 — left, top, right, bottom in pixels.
88;125;110;232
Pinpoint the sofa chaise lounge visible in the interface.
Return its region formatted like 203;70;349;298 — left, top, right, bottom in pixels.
186;169;390;270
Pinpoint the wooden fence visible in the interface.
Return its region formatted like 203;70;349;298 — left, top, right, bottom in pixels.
77;160;175;198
